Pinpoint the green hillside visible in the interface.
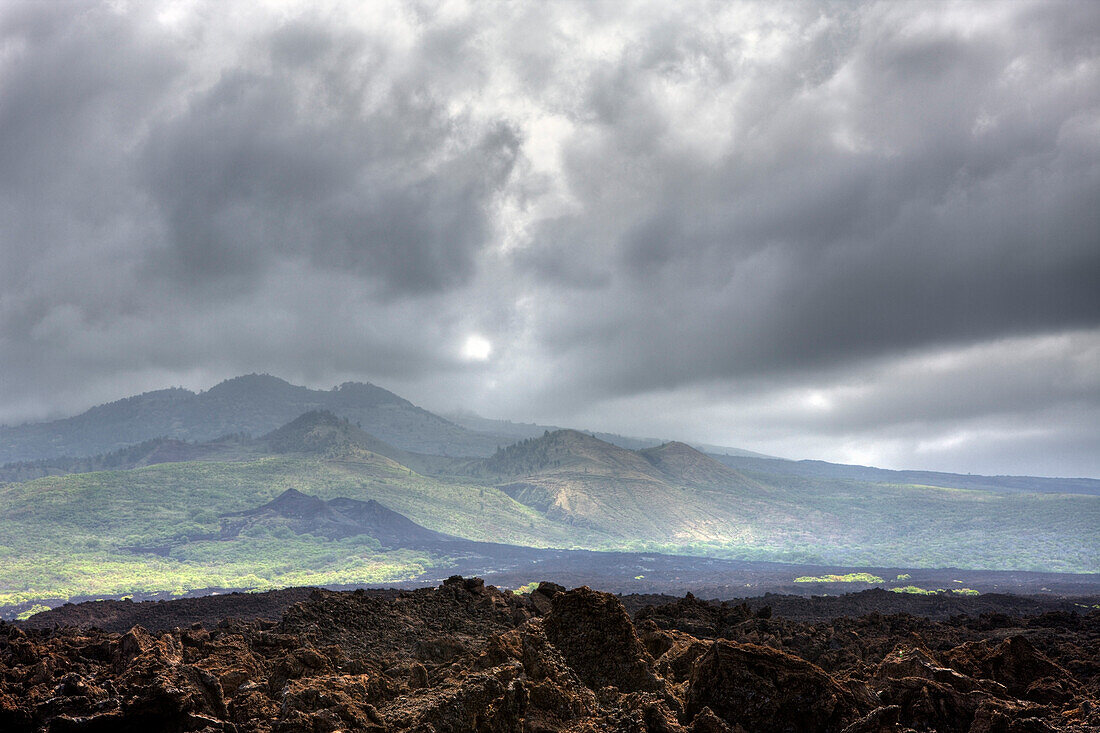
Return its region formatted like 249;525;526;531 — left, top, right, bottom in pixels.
464;431;1099;569
0;452;595;609
1;421;1097;611
464;431;786;538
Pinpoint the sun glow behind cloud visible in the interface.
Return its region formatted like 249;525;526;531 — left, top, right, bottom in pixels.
461;334;492;362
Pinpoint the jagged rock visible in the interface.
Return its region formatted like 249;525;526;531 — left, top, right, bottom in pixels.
381;671;510;731
3;580;1098;733
874;642;1006;696
685;640;864;733
636;594;754;640
409;662;429;689
874;674;1031;733
509;621;598;728
943;636;1079;703
528;582;564;615
542;586;664;693
655;632;710;684
838;705;904;733
268;645;333;693
193;633;267;696
277;674;387;731
969;699;1056;733
688;706;740;733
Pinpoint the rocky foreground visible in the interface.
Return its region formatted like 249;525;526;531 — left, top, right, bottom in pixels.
2;578;1098;732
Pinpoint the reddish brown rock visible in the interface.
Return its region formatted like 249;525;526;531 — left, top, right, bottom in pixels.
655;632;710;684
276;674;387;731
685;640;865;733
943;635;1080;704
2;580;1097;733
542;586;664;693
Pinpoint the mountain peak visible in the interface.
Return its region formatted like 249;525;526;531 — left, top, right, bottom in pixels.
645;440;703;456
333;381;411;408
228;490;455;547
0;372;511;464
263;410;363;453
640;441;757;489
260;410;415;469
481;428;665;481
251;488;332;520
202;374;300;398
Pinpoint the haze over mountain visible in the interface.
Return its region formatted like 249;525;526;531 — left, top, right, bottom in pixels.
0;374;504;463
5;376;1098;499
713;455;1100;497
443;411;770;458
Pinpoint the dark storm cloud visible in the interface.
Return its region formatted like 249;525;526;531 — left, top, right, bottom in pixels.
0;0;1097;476
515;0;1100;400
140;21;519;294
0;0;520;418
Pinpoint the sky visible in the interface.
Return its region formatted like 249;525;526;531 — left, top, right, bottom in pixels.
1;0;1098;477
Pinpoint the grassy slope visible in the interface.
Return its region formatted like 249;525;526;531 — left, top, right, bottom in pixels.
1;445;1098;607
463;431;1099;571
0;452;604;607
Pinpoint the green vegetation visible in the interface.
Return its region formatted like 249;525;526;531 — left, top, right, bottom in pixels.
466;432;1100;574
2;414;1098;612
888;586;980;596
511;582;539;595
895;573;911;581
794;573;885;583
16;605;50;621
0;455;545;608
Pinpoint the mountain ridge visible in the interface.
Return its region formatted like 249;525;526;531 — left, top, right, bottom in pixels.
464;429;786;538
0;374;503;463
443;409;772;458
4;375;1095;494
715;454;1100;496
223;488;458;547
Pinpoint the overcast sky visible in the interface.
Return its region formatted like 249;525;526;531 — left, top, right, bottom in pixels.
1;0;1098;477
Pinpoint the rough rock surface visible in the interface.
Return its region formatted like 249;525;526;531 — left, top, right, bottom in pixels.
685;640;864;732
1;576;1097;732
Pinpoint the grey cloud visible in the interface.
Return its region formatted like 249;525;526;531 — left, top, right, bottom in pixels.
513;0;1100;403
0;0;1097;477
0;0;517;422
141;27;519;295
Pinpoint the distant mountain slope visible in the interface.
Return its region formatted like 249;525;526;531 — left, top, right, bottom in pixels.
261;410;414;465
1;425;1098;611
0;410;454;482
476;430;670;482
0;374;504;463
224;488;457;547
444;411;770;457
639;441;760;489
0;434;264;483
465;430;784;538
713;455;1100;496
